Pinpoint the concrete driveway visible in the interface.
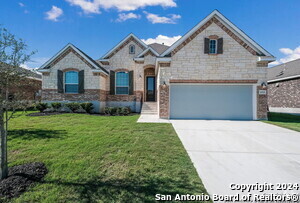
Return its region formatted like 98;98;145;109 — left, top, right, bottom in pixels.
171;120;300;197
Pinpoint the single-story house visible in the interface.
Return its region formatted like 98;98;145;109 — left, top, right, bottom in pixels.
38;10;275;120
267;58;300;114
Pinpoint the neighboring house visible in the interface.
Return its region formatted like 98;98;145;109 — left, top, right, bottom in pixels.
0;65;42;101
38;10;275;120
267;58;300;114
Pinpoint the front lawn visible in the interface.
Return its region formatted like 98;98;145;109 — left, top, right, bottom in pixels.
264;112;300;132
5;113;208;202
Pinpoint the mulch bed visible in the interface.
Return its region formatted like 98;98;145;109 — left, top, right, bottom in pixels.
0;162;48;199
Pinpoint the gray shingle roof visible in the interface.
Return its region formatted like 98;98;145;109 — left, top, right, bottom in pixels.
267;58;300;82
72;44;109;74
148;43;169;55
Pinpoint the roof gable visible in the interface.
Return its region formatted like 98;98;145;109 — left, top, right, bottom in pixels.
38;43;108;74
136;47;159;58
161;10;275;59
100;33;148;59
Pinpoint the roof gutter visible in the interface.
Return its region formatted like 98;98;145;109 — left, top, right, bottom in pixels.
258;56;276;62
37;69;50;73
133;58;144;62
267;75;300;83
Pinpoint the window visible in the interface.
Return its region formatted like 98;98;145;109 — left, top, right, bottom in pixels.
65;71;79;93
209;39;217;54
129;45;135;54
116;72;129;95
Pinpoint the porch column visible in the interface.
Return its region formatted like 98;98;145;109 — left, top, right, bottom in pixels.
159;85;169;118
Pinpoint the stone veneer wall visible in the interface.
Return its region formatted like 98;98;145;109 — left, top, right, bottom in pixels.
101;39;157;94
268;79;300;108
159;23;266;86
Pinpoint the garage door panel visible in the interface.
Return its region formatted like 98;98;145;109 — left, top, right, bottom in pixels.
170;85;253;120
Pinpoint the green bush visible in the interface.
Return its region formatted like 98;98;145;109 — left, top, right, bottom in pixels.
121;107;131;115
80;102;94;113
51;102;62;110
36;103;48;112
65;103;81;112
104;107;131;116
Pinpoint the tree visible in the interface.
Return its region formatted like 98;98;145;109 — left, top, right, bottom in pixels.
0;26;36;179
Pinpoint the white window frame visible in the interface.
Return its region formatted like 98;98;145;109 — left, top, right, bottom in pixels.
115;71;129;95
209;39;217;54
129;45;135;54
64;71;79;94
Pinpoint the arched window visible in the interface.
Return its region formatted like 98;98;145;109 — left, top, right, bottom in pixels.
65;71;79;93
129;45;135;54
116;72;129;95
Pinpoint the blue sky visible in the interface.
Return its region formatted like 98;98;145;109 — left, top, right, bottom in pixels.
1;0;299;68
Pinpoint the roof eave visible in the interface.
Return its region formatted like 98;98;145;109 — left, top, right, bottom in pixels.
38;43;108;75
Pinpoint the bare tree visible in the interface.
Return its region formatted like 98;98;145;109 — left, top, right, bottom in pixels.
0;26;37;179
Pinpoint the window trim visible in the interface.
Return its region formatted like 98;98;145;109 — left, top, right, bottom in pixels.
129;45;135;54
209;39;217;54
115;71;129;95
64;71;79;94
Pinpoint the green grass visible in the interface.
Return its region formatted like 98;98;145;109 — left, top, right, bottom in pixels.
264;112;300;132
4;113;208;202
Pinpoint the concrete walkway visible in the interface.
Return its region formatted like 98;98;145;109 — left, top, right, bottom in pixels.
171;120;300;198
137;114;170;123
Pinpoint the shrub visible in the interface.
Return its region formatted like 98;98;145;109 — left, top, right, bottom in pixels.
121;107;131;116
104;106;131;116
58;106;72;113
51;102;62;110
80;102;94;113
104;107;117;116
36;103;48;112
65;103;81;112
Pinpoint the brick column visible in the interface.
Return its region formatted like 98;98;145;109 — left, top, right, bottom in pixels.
257;86;268;120
159;85;169;119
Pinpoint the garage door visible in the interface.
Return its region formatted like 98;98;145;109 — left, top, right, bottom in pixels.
170;84;253;120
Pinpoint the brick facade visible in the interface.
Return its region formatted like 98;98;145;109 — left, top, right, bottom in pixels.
257;86;268;120
159;85;169;118
41;12;272;118
106;91;143;102
42;89;103;101
268;79;300;108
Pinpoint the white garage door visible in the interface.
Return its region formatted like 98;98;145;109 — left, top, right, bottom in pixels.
170;84;254;120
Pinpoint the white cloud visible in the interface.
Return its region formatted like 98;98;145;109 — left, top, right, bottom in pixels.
143;11;181;24
45;6;63;22
19;2;25;7
142;34;181;46
269;46;300;66
22;57;50;69
65;0;176;14
20;64;31;70
116;12;141;22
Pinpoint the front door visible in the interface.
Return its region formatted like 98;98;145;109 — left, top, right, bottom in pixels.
146;76;155;101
